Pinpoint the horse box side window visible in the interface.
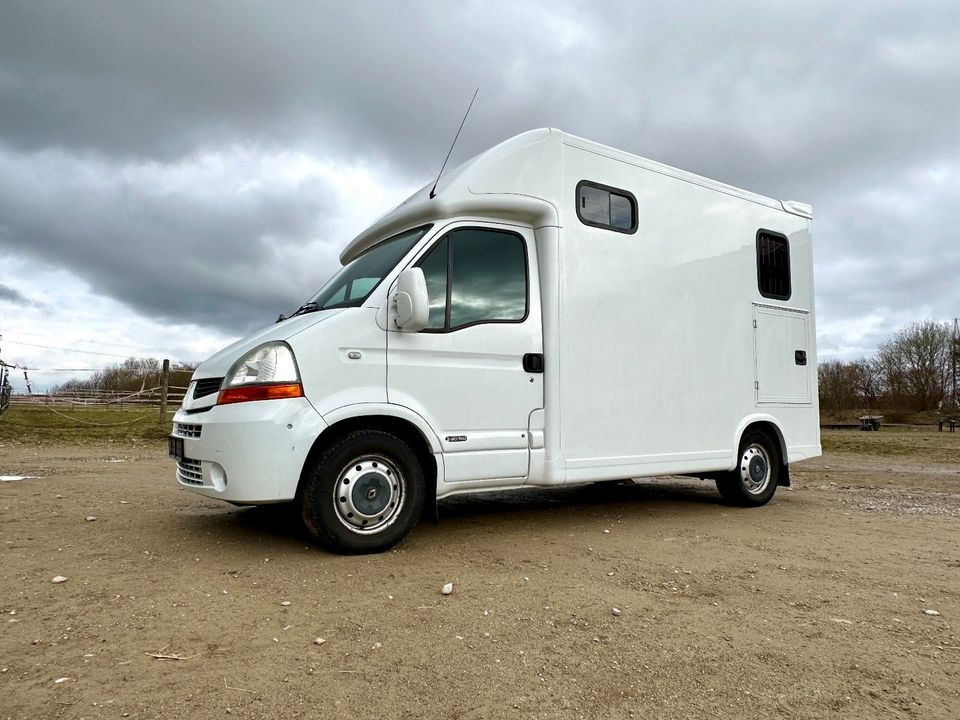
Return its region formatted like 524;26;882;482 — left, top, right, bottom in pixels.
756;230;791;300
576;180;637;234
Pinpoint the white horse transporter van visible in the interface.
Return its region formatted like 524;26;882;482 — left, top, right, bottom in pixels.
170;129;820;553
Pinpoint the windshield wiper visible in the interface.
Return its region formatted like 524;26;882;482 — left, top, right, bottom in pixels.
290;301;321;317
277;301;321;323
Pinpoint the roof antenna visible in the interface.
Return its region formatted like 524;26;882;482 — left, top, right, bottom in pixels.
429;88;479;199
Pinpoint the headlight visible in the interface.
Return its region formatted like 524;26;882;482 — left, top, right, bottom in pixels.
218;342;303;405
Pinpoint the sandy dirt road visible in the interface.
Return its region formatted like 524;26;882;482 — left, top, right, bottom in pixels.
1;430;958;719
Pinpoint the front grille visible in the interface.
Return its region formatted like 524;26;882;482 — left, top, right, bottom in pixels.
193;377;223;399
177;457;204;485
175;422;202;438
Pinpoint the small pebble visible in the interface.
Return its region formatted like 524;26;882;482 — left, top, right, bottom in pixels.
602;529;610;534
612;607;622;617
52;576;68;584
314;637;326;646
923;609;941;616
85;516;97;522
280;601;291;607
441;582;454;596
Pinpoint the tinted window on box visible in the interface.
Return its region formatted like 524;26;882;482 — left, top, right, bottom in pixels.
576;181;637;234
756;230;791;300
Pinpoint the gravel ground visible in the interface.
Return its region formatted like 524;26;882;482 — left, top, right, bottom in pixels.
0;430;958;719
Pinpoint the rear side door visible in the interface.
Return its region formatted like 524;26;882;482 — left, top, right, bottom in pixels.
754;304;812;404
387;223;543;484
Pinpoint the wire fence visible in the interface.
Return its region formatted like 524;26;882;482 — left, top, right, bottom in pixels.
6;385;187;411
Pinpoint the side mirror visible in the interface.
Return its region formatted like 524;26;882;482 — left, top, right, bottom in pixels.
391;267;429;332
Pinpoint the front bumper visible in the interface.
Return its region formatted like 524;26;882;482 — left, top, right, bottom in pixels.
170;397;327;504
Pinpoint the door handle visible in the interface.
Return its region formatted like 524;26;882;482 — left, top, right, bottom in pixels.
523;353;544;373
795;350;807;366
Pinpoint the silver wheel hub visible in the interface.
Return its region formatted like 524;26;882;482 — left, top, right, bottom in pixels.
739;444;771;495
333;455;405;533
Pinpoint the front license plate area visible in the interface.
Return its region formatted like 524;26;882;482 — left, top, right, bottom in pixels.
168;435;184;461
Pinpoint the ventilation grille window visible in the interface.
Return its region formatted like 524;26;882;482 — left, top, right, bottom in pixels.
757;231;791;300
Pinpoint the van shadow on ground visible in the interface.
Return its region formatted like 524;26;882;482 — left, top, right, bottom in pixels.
175;477;728;549
437;477;724;519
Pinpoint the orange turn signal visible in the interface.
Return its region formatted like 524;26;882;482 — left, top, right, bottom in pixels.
217;382;304;405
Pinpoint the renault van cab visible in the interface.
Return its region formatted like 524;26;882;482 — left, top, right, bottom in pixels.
170;129;820;554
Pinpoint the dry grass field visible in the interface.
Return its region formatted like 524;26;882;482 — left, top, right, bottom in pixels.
1;409;958;719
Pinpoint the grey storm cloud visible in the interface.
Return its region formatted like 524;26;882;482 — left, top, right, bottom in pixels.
0;147;339;331
0;281;36;307
0;0;958;347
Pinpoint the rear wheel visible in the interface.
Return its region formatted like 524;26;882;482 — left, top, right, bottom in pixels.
301;429;425;554
716;430;780;506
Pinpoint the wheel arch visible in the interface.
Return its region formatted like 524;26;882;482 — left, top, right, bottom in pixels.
733;415;790;487
297;404;442;512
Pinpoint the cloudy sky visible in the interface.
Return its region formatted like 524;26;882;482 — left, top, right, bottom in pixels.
1;1;958;391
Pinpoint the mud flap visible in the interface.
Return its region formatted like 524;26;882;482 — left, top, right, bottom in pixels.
778;463;791;487
424;463;440;523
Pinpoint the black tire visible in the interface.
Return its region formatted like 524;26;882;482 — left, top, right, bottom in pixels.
715;430;780;507
301;429;425;554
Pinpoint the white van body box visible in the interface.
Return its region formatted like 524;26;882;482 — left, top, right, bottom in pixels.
173;128;819;512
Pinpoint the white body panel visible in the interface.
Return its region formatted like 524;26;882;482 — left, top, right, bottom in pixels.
173;128;820;504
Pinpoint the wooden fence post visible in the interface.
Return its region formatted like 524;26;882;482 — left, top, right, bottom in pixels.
160;358;170;423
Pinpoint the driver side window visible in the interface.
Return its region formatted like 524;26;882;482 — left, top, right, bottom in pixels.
417;227;528;331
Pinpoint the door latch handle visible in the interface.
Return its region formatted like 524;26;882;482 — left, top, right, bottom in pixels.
523;353;544;373
795;350;807;366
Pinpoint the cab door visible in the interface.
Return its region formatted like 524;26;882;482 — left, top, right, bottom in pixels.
387;223;543;484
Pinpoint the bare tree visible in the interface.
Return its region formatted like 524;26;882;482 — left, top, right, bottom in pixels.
875;321;952;411
54;358;197;394
818;357;882;413
849;358;881;409
818;359;854;413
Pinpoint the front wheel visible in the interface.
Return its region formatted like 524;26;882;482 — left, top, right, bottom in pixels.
301;430;425;554
716;431;780;506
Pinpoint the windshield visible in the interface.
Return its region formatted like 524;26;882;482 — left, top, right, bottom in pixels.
308;225;432;310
